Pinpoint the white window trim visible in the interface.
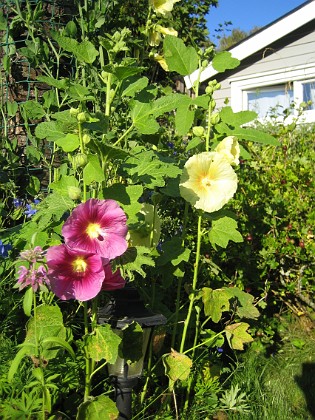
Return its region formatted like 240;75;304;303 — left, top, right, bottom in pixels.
230;63;315;123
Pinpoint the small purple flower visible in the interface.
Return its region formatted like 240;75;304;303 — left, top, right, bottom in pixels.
19;246;44;263
13;198;24;208
17;265;49;292
217;347;224;353
167;142;174;149
24;200;41;218
0;240;12;258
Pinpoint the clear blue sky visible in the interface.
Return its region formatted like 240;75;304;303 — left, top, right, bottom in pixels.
206;0;307;42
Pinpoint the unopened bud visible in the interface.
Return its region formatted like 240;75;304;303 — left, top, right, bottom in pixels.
70;107;79;116
77;112;87;123
192;126;205;137
82;133;91;144
210;113;220;125
68;186;81;200
72;153;88;169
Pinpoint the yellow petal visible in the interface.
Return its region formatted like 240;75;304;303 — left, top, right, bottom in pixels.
215;136;240;166
179;152;238;213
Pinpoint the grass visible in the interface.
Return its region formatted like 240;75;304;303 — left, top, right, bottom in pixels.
227;314;315;419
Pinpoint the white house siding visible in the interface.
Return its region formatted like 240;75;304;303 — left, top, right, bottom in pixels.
212;21;315;111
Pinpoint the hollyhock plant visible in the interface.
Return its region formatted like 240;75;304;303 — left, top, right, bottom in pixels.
149;0;180;16
46;244;106;301
215;136;240;166
179;152;238;213
62;199;128;261
101;262;126;291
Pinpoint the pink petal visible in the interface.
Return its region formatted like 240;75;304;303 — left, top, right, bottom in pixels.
62;199;128;260
46;245;105;301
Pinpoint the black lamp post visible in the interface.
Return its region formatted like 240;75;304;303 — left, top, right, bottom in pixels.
98;285;166;420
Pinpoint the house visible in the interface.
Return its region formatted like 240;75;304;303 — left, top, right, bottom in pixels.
184;0;315;122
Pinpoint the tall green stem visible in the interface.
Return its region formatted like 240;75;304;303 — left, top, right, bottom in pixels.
83;301;91;401
179;214;202;353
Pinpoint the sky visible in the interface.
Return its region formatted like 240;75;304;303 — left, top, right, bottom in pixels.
206;0;308;42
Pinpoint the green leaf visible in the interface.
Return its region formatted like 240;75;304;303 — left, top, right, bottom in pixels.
163;35;199;76
175;103;195;135
77;395;119;420
35;121;64;141
76;40;99;63
86;324;121;363
130;100;160;134
186;136;203;152
37;75;69;90
220;107;257;126
225;322;253;350
103;63;145;81
8;344;36;382
124;149;181;188
118;246;155;278
202;287;231;323
225;287;260;319
151;93;183;117
23;287;33;317
6;101;18;117
24;305;68;360
50;175;80;196
156;237;190;267
209;217;243;249
120;322;144;364
163;349;192;382
20;101;45;120
55;133;80;152
26;175;40;196
41;336;75;359
212;51;240;73
83;155;105;185
121;76;149;97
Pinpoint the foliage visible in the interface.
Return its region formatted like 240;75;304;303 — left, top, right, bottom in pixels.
0;0;313;418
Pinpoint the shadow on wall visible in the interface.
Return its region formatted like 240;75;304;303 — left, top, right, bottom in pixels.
295;362;315;419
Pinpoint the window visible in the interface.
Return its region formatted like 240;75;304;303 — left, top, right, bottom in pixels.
302;81;315;110
246;85;294;119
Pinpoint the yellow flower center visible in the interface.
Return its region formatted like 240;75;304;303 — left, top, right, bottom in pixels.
86;223;101;239
200;175;212;189
72;257;87;273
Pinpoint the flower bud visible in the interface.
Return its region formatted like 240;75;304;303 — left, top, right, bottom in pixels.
82;133;91;144
70;107;79;116
77;112;87;123
192;126;205;137
210;112;220;125
72;153;88;169
67;186;81;200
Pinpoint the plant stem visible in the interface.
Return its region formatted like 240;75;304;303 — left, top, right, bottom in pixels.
83;301;91;401
179;214;202;353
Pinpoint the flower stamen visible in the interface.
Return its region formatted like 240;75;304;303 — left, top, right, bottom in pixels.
72;257;87;273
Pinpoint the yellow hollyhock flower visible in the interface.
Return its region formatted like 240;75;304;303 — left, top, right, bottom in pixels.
149;0;180;16
179;152;238;213
156;25;178;37
215;136;240;166
154;54;169;71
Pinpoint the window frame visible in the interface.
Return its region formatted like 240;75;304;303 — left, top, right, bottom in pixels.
230;63;315;123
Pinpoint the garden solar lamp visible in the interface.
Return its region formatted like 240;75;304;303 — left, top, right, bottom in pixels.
98;285;166;420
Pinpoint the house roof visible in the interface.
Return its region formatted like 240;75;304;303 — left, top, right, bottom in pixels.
184;0;315;89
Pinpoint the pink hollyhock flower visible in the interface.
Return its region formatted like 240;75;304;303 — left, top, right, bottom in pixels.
101;261;126;291
46;244;105;301
62;199;128;260
17;264;48;292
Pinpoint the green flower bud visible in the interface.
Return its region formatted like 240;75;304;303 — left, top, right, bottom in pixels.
72;153;88;169
70;107;79;116
82;133;91;144
201;60;208;69
192;126;205;137
77;112;87;123
210;113;220;125
67;186;81;200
